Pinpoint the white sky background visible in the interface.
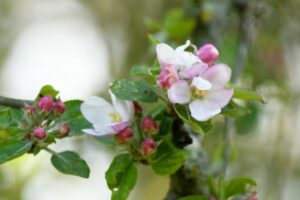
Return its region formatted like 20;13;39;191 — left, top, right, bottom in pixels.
0;0;110;100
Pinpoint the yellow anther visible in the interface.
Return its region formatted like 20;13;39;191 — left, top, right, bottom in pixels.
191;86;208;98
109;112;122;123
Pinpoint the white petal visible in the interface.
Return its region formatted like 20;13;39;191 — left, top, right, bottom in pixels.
205;88;233;108
109;91;134;121
167;81;191;104
156;43;176;67
189;100;221;121
80;96;114;126
201;64;231;90
82;126;115;136
191;77;212;90
175;40;191;52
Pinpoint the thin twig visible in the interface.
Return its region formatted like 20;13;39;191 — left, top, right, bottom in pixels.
0;96;33;109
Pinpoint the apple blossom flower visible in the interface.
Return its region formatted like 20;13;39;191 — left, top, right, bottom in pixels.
156;40;208;80
197;44;219;65
168;64;233;121
80;91;134;136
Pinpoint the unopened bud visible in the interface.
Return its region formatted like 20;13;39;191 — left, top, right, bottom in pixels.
133;101;142;115
249;193;258;200
25;105;35;114
58;123;70;138
142;138;156;156
197;44;219;65
55;98;65;114
38;95;54;112
142;116;158;134
115;127;133;144
32;127;46;140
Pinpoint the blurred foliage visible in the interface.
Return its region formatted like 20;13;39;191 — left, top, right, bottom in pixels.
0;0;300;199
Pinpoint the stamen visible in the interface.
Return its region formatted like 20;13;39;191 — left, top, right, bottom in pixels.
191;86;208;98
109;112;122;122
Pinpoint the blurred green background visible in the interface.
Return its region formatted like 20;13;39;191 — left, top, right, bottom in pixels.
0;0;300;199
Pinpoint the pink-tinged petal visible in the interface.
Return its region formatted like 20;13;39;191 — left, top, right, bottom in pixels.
167;80;191;104
156;43;176;68
201;64;231;89
82;125;115;136
111;121;130;132
191;77;212;90
109;90;134;121
180;63;208;79
80;96;114;126
205;88;233;108
157;65;179;89
189;100;221;121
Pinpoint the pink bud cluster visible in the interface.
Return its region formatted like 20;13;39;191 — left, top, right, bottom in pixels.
38;96;65;114
23;95;70;141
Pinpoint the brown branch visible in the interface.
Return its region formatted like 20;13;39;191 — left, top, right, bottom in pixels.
0;96;34;109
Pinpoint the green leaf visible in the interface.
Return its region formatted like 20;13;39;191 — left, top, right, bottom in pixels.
51;151;90;178
110;79;158;103
62;100;92;136
0;108;12;128
37;85;59;99
159;116;173;136
174;104;213;135
152;140;186;176
233;87;264;103
5;127;25;139
224;177;256;198
130;65;158;83
0;139;32;165
105;153;137;200
179;195;209;200
221;101;249;118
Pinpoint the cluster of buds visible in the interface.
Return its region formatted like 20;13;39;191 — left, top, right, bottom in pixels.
37;96;65;114
23;95;70;144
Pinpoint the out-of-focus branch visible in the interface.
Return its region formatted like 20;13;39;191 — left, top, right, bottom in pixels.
0;96;33;109
223;0;253;174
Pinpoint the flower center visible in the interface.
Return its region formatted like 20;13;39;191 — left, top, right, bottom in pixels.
191;86;208;98
109;112;122;123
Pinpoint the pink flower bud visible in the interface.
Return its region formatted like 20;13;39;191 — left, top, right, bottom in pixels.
157;65;179;89
55;98;65;114
25;105;36;114
142;138;156;156
142;116;158;134
38;95;54;112
197;44;219;65
115;127;133;144
250;193;258;200
32;127;46;140
58;123;70;138
133;101;142;115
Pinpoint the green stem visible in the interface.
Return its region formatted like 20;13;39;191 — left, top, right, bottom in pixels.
0;96;33;109
43;146;57;155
